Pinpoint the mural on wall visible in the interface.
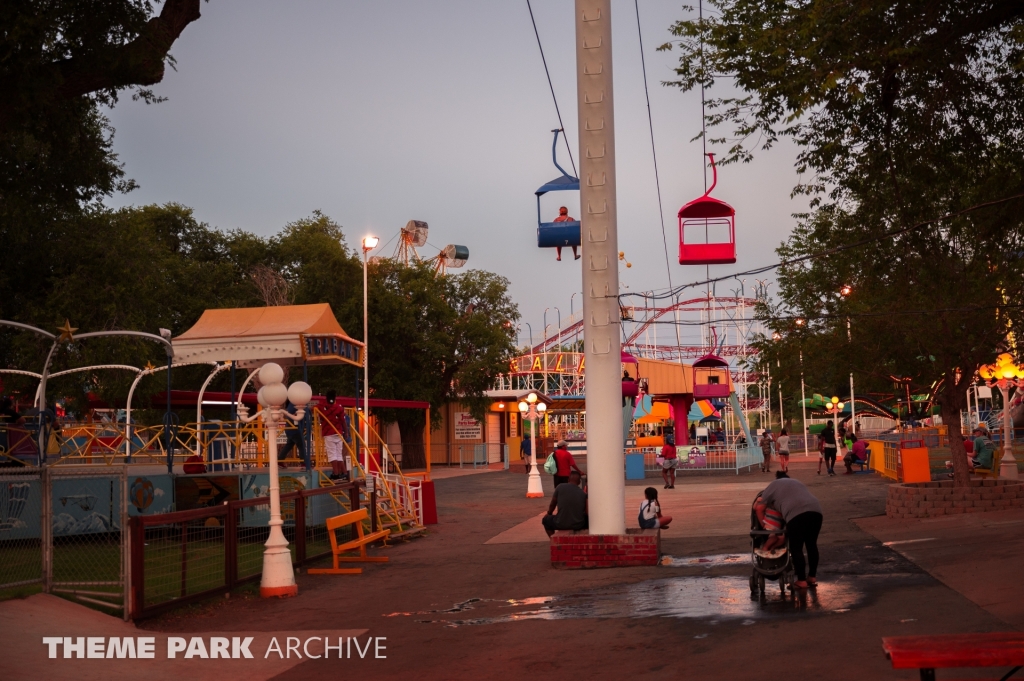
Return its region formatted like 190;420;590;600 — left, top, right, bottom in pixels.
239;472;311;527
127;476;174;516
175;476;240;511
0;479;32;534
51;476;122;536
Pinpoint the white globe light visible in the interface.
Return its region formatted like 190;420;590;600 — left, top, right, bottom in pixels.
537;402;547;413
257;386;268;407
287;381;312;408
526;392;538;404
259;362;285;387
263;382;289;408
518;401;529;413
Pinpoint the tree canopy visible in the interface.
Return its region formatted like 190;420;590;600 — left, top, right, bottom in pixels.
664;1;1024;484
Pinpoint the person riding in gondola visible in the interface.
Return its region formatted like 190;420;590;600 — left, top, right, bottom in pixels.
553;207;580;261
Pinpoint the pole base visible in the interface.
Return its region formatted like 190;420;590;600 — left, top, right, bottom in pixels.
526;467;545;498
260;584;298;599
1000;459;1019;480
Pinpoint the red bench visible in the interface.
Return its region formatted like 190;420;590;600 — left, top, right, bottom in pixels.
882;633;1024;680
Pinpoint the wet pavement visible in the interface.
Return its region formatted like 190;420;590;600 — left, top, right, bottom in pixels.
387;545;929;628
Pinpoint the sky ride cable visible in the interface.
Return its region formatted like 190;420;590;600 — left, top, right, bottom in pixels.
632;0;684;362
525;0;577;177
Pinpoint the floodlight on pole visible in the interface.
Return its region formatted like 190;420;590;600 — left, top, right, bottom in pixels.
360;234;378;473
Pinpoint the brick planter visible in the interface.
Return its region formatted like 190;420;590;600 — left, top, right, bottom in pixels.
886;479;1024;518
550;529;660;569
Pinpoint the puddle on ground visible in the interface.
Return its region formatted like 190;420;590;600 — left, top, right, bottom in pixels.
659;553;746;568
386;574;907;628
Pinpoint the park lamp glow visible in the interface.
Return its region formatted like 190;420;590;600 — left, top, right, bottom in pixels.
826;396;845;412
518;400;528;413
362;235;379;252
771;331;782;341
840;284;852;297
977;353;1024;480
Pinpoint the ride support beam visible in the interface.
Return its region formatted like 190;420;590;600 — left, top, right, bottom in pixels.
576;0;625;535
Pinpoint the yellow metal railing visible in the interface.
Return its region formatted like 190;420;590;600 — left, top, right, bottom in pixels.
864;439;898;480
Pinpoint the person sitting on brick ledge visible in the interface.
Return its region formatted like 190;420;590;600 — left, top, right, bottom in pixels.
543;470;588;537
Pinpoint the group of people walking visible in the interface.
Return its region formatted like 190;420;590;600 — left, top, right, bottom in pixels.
757;421;868;477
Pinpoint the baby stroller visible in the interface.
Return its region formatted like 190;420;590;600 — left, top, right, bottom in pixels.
749;492;796;595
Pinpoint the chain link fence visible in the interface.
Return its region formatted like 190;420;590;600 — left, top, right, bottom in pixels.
0;468;43;594
47;466;128;617
0;466;129;619
130;482;366;619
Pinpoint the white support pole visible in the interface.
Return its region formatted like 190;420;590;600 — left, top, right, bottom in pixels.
849;372;856;435
800;351;808;455
999;382;1019;479
576;0;625;535
363;250;371;474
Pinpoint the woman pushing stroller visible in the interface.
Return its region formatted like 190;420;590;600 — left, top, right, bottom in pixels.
759;472;824;589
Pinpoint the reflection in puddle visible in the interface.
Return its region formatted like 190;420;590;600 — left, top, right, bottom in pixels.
391;575;902;628
660;553;746;568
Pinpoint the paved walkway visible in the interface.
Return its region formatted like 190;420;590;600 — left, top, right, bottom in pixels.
856;507;1024;627
486;481;767;543
6;465;1021;680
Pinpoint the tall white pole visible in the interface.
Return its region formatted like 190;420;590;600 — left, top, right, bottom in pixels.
801;372;808;455
999;382;1019;479
576;0;625;535
362;250;370;473
850;372;856;435
261;406;296;597
800;350;808;455
778;383;784;430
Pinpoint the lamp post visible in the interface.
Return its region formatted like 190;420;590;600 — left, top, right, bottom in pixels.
361;235;379;472
979;353;1023;479
236;362;311;598
519;392;547;498
825;396;845;455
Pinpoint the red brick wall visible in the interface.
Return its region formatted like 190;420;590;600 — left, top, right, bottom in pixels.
886;479;1024;518
550;530;660;569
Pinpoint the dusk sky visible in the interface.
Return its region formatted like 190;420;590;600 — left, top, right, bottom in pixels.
104;1;807;346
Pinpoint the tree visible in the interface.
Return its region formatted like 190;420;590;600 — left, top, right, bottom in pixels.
364;261;519;468
664;1;1024;485
0;1;203;210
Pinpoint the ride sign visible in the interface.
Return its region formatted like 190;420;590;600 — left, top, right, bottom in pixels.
300;334;363;367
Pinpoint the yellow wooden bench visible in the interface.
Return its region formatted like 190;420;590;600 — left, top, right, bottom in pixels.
307;508;391;575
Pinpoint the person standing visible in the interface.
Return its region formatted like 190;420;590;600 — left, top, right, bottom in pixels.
759;428;774;473
776;428;791;473
660;440;678;489
552;440;582;487
820;421;838;476
321;390;350;481
759;472;823;589
520;436;532;476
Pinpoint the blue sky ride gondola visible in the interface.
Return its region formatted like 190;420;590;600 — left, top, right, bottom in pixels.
536;129;581;261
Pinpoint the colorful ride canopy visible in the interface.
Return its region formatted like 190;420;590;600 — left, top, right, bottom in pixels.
172;304;363;369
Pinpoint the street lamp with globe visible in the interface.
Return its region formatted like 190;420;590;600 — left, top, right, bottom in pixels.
978;353;1023;479
824;396;845;470
236;362;312;598
518;392;547;498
